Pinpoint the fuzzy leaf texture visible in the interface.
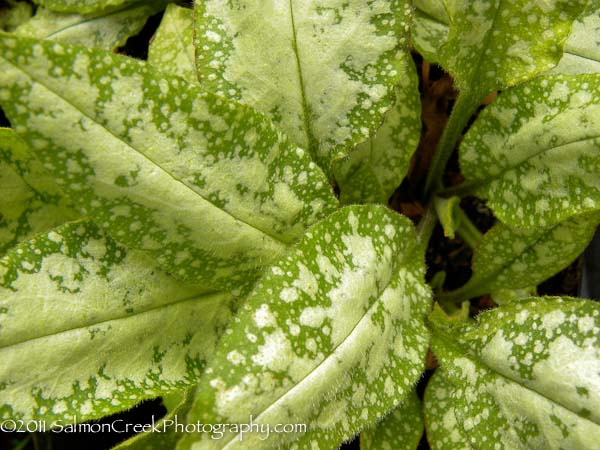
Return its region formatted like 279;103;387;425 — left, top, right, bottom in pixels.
360;390;424;450
0;34;338;291
34;0;144;14
332;55;421;205
436;0;587;104
176;205;431;450
0;220;235;424
430;297;600;449
443;212;600;302
15;2;167;50
0;128;74;256
459;74;600;228
193;0;413;174
148;4;195;82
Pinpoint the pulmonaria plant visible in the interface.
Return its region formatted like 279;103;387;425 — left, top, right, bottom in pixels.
0;0;599;449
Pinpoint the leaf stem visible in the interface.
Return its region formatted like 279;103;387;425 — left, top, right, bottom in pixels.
424;93;479;197
438;180;477;198
416;201;438;245
455;207;482;249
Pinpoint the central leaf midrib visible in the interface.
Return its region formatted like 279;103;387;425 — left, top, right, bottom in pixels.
2;55;287;246
288;0;318;159
222;258;416;448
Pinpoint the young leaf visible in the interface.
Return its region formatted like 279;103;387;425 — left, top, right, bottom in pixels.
458;74;600;228
34;0;143;15
430;297;600;449
0;220;235;424
439;0;587;104
14;2;166;50
0;128;74;255
424;370;470;450
332;55;422;205
148;4;195;83
0;34;338;290
552;2;600;75
361;390;424;450
178;205;431;449
441;212;600;302
193;0;414;172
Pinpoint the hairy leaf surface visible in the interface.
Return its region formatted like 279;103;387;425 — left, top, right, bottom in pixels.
445;212;600;301
148;4;195;82
193;0;413;172
439;0;587;104
178;205;431;449
0;128;74;255
459;74;600;228
332;55;421;204
424;370;470;450
0;34;338;290
0;220;235;424
34;0;142;14
430;297;600;449
361;390;424;450
15;2;165;50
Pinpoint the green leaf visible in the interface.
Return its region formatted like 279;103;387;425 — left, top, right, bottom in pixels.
33;0;143;15
177;205;431;449
15;2;166;50
459;74;600;228
361;390;424;450
332;55;421;205
439;0;587;104
0;1;33;32
430;297;600;449
114;389;194;450
0;34;338;290
441;212;599;302
412;0;450;65
148;4;195;83
552;1;600;75
193;0;414;173
0;220;235;424
0;128;74;255
424;369;470;450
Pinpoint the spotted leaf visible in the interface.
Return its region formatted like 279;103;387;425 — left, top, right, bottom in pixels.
459;74;600;229
424;370;470;450
14;2;167;50
412;0;451;65
430;297;600;450
361;390;424;450
0;34;338;291
176;205;431;449
442;212;600;302
439;0;587;105
148;4;195;83
0;220;236;424
33;0;144;15
332;55;421;205
0;128;74;256
193;0;413;174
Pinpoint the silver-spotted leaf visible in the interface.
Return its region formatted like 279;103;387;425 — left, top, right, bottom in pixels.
15;2;166;50
177;205;431;450
430;297;600;450
193;0;414;173
459;74;600;229
0;220;235;424
0;1;33;32
424;370;470;450
33;0;142;15
332;54;421;205
0;34;338;291
442;212;600;302
0;128;74;255
552;1;600;75
361;390;424;450
148;4;195;83
412;0;450;65
439;0;587;104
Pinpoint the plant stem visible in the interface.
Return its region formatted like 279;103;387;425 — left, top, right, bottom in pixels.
424;93;479;197
455;207;482;249
438;180;477;198
416;201;438;245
